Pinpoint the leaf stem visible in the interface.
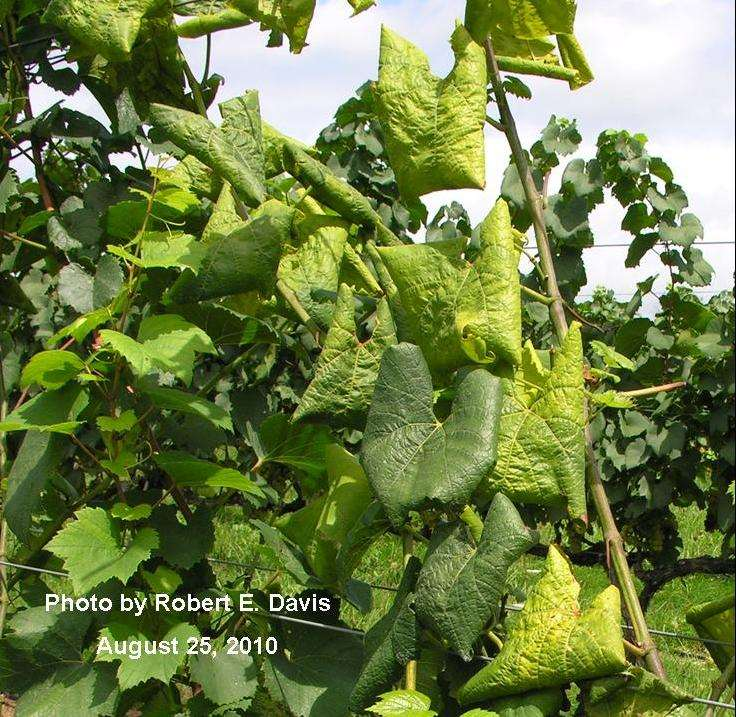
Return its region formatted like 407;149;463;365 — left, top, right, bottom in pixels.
276;279;321;341
620;381;686;398
0;227;47;251
704;656;735;717
521;284;554;305
402;531;418;690
485;35;667;679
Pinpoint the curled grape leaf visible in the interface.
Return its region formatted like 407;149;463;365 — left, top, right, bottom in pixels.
361;343;503;528
686;595;734;671
275;444;374;586
582;666;692;717
457;546;626;704
349;557;422;713
375;25;487;198
176;7;253;37
368;689;436;716
481;322;587;520
43;0;168;61
414;493;537;660
169;199;293;303
149;92;265;207
377;199;522;376
293;284;397;426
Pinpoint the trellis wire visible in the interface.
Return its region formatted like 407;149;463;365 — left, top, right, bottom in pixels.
1;558;733;711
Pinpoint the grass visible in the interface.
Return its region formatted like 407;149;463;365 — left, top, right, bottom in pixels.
212;502;734;714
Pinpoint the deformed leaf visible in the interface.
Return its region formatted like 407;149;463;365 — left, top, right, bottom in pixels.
293;284;397;426
414;493;537;660
457;546;626;704
176;7;253;37
169;199;293;303
149;92;265;207
481;323;587;520
362;343;503;528
43;0;168;61
582;666;692;717
686;595;734;671
377;199;522;376
275;444;374;586
202;183;246;244
349;557;422;712
47;507;158;594
375;25;487;198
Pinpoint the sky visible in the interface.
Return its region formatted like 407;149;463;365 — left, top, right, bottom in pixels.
29;0;735;301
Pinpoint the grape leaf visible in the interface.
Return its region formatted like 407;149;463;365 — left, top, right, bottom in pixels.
686;595;734;671
361;343;503;528
457;546;626;704
349;557;422;712
140;385;233;431
375;25;487;198
0;383;89;434
414;493;537;660
20;350;85;390
47;507;158;594
481;323;587;521
190;650;258;707
376;199;522;375
293;284;397;426
368;689;436;716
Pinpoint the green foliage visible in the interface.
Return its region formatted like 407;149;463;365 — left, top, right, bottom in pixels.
0;0;730;714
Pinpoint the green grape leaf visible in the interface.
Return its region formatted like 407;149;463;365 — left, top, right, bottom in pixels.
189;650;258;707
362;343;503;528
230;0;316;54
176;7;253;37
0;383;89;434
154;450;264;496
43;0;168;61
582;666;692;717
275;444;374;586
483;687;565;716
414;493;537;660
686;595;734;671
150;505;215;569
169;199;293;303
482;323;587;520
5;432;65;544
100;314;216;385
277;214;349;329
375;25;487;198
457;546;626;704
47;507;158;594
96;620;199;689
108;231;206;271
349;557;422;713
202;183;246;244
149;92;265;207
14;663;118;717
377;199;522;375
263;618;363;717
140;385;233;431
20;350;85;390
368;689;437;716
293;284;397;426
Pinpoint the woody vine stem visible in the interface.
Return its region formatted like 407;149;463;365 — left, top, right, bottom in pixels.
484;37;667;679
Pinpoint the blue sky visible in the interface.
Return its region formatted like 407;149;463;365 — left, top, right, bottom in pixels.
31;0;735;301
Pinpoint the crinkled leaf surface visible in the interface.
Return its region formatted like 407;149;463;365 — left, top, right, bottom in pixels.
169;199;292;303
482;323;587;520
47;507;158;594
263;618;363;717
377;199;522;375
414;493;536;660
149;93;265;207
582;666;692;717
293;284;397;426
277;214;349;329
362;343;503;527
349;557;422;712
202;183;246;244
43;0;168;61
457;546;626;703
230;0;316;53
275;444;374;586
375;25;487;198
686;595;734;670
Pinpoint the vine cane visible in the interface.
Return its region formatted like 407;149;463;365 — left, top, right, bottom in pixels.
484;36;667;679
